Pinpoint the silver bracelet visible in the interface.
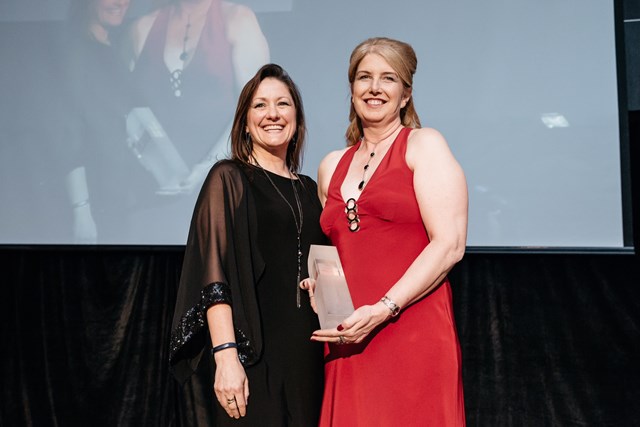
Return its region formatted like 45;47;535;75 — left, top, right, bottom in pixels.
380;296;400;317
72;200;90;209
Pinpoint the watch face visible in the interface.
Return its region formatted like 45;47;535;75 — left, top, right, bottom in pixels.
390;305;399;316
382;296;400;316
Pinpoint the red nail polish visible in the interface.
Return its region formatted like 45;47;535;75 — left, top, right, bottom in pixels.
337;324;344;331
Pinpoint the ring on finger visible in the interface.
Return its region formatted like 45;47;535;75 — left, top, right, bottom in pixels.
226;397;236;405
338;335;345;344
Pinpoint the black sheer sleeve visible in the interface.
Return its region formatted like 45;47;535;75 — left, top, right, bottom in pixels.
169;160;265;384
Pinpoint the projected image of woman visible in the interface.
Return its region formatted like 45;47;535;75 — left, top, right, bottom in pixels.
309;37;468;425
127;0;269;243
169;64;324;426
63;0;155;243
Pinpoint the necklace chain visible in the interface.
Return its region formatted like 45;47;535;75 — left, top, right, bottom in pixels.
179;14;191;62
171;14;191;97
358;151;375;191
256;162;304;308
357;125;403;191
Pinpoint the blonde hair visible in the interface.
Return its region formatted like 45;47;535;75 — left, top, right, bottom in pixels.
345;37;421;146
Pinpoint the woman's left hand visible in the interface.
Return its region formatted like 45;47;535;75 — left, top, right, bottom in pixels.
311;301;390;345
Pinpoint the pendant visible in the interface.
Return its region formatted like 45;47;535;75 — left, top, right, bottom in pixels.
296;242;302;308
170;69;183;97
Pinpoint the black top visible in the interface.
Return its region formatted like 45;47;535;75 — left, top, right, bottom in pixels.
64;33;155;241
250;164;326;367
170;160;326;383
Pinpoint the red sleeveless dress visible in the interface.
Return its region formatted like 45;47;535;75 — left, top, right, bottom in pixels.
319;128;466;426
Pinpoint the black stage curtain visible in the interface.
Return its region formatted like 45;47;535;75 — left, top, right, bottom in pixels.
2;249;639;426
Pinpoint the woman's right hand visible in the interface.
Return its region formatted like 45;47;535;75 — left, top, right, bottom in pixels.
213;350;250;419
213;349;249;418
299;278;318;313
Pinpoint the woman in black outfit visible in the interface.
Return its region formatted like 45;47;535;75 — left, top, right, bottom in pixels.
169;63;324;426
64;0;155;243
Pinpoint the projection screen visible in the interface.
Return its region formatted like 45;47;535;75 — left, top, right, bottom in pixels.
0;0;630;249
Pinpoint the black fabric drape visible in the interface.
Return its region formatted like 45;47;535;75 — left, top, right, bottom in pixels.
2;249;639;426
450;253;640;426
2;249;182;426
170;161;266;383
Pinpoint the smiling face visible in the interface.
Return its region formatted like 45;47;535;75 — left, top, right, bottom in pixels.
351;53;411;128
95;0;130;28
246;77;297;159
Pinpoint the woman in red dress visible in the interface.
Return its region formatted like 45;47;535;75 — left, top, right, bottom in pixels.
307;37;468;426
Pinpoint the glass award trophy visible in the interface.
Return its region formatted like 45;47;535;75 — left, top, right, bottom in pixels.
126;107;190;192
307;245;355;329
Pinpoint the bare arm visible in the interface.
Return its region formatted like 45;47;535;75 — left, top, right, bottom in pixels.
66;166;97;243
385;127;468;307
317;148;348;206
179;4;270;192
207;304;249;419
224;2;270;87
312;128;468;344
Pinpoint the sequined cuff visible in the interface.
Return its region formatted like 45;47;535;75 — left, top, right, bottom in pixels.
169;282;258;367
202;281;233;309
234;328;259;366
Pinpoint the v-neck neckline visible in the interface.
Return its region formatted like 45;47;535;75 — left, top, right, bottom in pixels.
163;2;212;75
339;127;406;204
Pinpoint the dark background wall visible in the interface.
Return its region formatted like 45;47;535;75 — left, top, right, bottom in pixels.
1;0;639;425
2;250;639;426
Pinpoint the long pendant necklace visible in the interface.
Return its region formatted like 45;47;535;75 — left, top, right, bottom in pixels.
179;14;191;62
346;144;375;233
358;150;375;191
357;125;403;191
171;14;191;97
256;162;304;308
346;127;402;232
